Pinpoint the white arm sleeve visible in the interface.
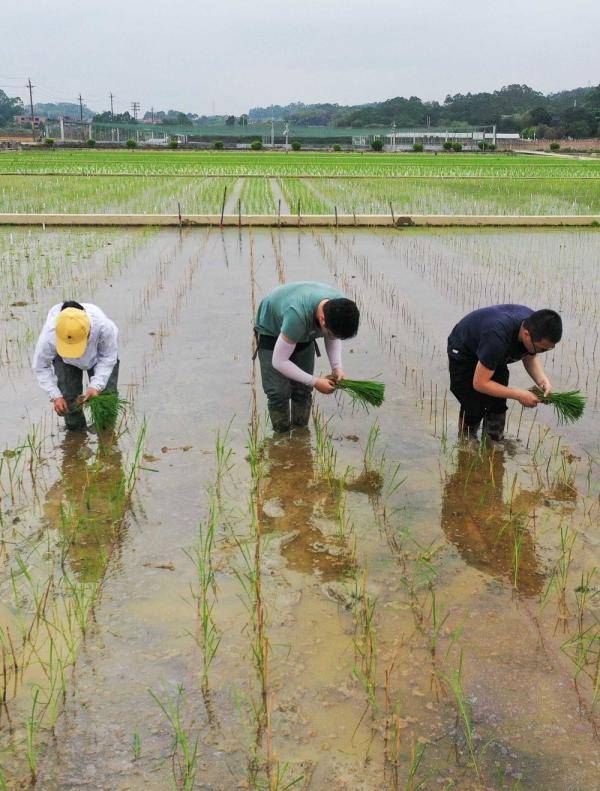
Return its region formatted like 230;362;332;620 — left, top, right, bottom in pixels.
324;337;342;371
89;323;118;391
272;335;316;387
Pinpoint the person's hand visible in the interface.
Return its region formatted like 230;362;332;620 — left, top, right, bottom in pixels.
314;377;336;395
331;368;347;382
84;387;100;401
516;390;539;408
53;397;68;415
536;376;552;396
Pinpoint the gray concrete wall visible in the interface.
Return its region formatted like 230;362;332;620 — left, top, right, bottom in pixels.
0;213;599;228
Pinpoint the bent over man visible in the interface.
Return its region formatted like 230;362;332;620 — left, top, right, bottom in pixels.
255;282;360;433
32;301;119;431
448;305;562;441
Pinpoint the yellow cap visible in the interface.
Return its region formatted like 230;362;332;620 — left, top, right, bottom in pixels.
55;308;90;358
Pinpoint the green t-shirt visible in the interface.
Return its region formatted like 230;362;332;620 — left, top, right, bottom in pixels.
255;282;344;343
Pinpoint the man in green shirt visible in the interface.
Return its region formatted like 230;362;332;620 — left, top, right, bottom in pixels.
255;282;360;433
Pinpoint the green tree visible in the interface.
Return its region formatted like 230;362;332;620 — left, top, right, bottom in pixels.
0;89;24;126
225;115;235;126
250;139;262;150
291;140;301;151
371;138;384;151
238;114;249;126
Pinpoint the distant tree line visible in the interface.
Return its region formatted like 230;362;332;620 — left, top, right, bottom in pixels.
249;84;600;139
2;83;599;139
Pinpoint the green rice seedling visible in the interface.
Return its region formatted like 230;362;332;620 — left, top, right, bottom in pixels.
352;570;379;717
541;522;577;622
214;417;234;503
312;407;338;483
531;387;586;424
440;650;482;780
184;495;221;696
82;392;128;431
364;421;381;471
406;737;428;791
336;378;385;409
148;685;199;791
133;731;142;760
126;419;148;495
25;686;41;784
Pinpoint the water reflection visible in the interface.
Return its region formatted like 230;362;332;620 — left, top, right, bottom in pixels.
441;443;547;596
44;432;127;582
259;430;353;580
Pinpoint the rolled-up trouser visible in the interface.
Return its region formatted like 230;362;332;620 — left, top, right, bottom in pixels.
53;357;120;430
448;355;509;436
258;343;315;432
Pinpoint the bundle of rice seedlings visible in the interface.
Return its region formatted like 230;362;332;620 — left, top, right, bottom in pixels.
335;379;385;409
84;392;128;431
531;386;586;425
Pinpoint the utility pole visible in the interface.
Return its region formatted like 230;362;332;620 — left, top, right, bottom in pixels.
270;105;274;148
27;78;35;141
151;106;154;125
110;91;114;118
78;94;85;141
131;101;140;121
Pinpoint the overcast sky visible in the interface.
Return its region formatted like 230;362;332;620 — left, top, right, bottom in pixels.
2;0;599;115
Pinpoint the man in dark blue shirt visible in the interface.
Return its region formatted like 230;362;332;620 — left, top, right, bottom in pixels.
447;305;563;441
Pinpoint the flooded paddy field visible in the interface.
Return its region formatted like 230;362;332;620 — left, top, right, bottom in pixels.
0;226;599;789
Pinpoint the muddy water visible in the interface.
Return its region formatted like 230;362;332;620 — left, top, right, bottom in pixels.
1;228;599;789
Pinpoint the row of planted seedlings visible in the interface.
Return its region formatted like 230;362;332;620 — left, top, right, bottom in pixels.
309;176;600;216
379;230;600;406
0;175;239;215
0;406;147;788
311;406;512;787
3;150;600;178
0;227;156;368
317;230;599;775
149;397;415;788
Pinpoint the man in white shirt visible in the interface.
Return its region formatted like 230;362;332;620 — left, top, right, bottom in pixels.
32;300;119;431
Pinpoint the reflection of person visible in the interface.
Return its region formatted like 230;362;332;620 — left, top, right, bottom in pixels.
255;282;360;433
259;431;350;579
32;300;119;431
44;432;126;582
447;306;562;441
441;445;545;595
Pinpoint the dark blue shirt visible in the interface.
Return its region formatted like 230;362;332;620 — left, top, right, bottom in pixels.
448;305;533;370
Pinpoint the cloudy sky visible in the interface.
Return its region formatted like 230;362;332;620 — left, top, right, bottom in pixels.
2;0;599;115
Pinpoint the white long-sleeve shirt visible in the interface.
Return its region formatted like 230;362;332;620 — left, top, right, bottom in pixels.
32;303;119;400
272;335;342;386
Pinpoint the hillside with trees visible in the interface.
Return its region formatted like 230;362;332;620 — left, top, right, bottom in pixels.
249;84;600;138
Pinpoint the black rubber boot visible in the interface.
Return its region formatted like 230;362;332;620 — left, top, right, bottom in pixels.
482;412;506;442
291;393;312;428
458;408;481;438
269;404;291;434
